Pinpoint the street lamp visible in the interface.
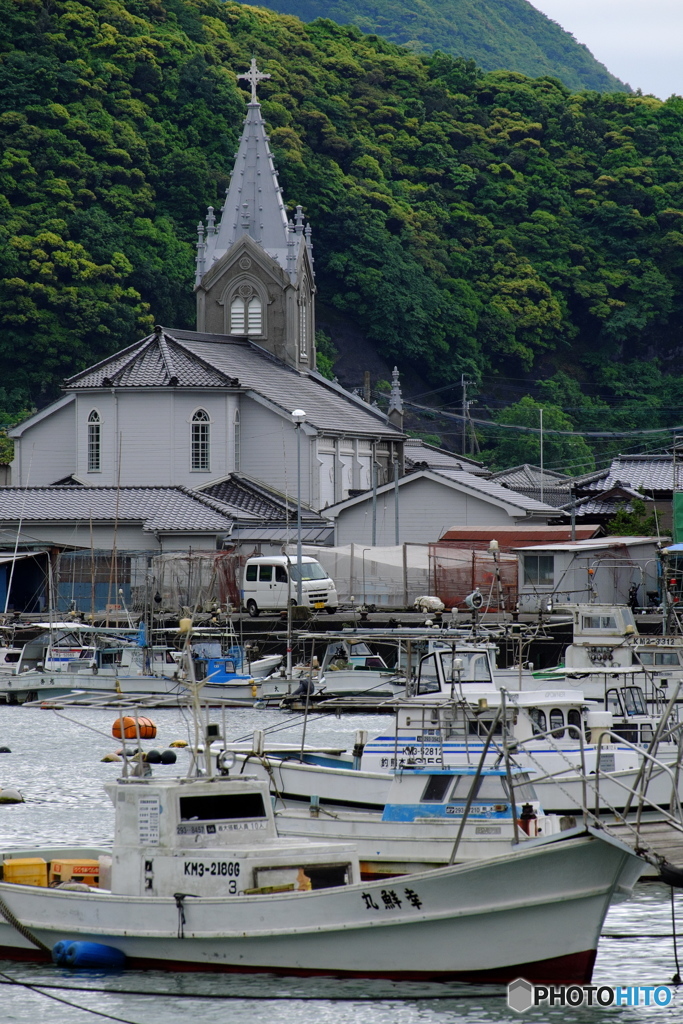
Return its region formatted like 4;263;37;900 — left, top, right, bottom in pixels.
291;409;306;605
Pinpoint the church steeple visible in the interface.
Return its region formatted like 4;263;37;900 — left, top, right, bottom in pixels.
195;61;316;371
196;59;300;285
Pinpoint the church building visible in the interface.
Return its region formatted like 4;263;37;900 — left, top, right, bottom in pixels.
10;60;404;513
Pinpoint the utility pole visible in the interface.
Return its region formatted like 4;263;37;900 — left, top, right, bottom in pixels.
461;375;469;456
539;407;544;505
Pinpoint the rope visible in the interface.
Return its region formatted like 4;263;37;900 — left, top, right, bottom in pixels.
0;893;51;953
0;968;144;1023
672;887;681;985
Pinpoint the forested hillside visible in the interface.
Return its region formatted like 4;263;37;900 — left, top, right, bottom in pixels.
254;0;628;94
2;0;683;471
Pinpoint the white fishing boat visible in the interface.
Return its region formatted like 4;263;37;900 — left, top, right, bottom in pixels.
274;763;565;876
230;633;683;816
0;751;646;982
0;626;278;706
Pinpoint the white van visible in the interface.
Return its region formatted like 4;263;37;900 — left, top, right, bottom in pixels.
242;556;338;617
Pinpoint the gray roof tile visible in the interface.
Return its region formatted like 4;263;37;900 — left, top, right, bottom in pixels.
202;475;326;524
576;455;675;494
0;487;255;534
404;439;487;475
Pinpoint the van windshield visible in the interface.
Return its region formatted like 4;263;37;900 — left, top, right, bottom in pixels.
289;562;328;582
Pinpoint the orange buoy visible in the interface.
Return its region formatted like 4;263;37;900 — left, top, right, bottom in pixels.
111;716;157;740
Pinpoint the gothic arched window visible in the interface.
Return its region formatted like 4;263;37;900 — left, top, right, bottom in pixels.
191;409;210;471
230;285;262;336
87;410;101;472
234;410;241;472
299;278;309;359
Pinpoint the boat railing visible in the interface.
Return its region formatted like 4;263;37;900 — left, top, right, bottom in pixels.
499;712;683;854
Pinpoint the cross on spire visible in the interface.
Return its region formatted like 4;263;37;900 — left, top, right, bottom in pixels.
237;59;271;103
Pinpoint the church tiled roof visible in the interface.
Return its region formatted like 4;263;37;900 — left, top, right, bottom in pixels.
66;329;239;390
65;327;400;439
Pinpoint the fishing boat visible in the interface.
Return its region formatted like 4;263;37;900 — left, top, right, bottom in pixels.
229;631;683;815
0;745;646;982
0;625;279;706
274;763;566;877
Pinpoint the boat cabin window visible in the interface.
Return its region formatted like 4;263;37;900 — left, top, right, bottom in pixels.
101;650;123;666
421;774;453;802
582;615;617;630
245;565;258;582
622;686;647;717
567;709;583;739
640;724;654;745
2;652;20;663
476;776;508;800
549;708;565;738
259;565;273;582
606;688;623;716
179;792;267;821
529;708;547;735
508;774;537;802
443;651;492;684
467;717;503;736
416;653;441;694
638;651;680;667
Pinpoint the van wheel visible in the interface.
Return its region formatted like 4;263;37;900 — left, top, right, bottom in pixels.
247;600;260;618
326;607;338;615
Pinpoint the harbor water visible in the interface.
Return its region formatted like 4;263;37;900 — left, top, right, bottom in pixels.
0;704;680;1023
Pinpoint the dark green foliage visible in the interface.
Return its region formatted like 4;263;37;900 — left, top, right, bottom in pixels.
257;0;628;93
606;499;658;537
0;0;682;465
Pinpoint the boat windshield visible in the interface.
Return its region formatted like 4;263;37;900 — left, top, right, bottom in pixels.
442;650;492;683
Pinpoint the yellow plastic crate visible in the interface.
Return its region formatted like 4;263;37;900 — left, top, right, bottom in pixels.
49;858;100;887
3;857;48;887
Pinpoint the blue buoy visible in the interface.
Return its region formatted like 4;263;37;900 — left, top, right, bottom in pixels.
52;940;126;970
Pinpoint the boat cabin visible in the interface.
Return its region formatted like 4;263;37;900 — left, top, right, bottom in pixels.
105;774;360;898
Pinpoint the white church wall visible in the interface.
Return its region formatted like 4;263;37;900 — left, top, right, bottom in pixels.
11;400;76;487
240;399;312;506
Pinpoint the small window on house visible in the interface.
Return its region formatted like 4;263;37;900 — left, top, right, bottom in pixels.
549;708;565;738
234;410;241;472
191;409;210;471
523;554;554;586
87;410;101;472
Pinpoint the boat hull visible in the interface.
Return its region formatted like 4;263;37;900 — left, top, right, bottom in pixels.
0;832;641;983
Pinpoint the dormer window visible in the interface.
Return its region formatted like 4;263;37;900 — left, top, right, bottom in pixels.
230;285;262;335
191;409;210;471
87;410;101;472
